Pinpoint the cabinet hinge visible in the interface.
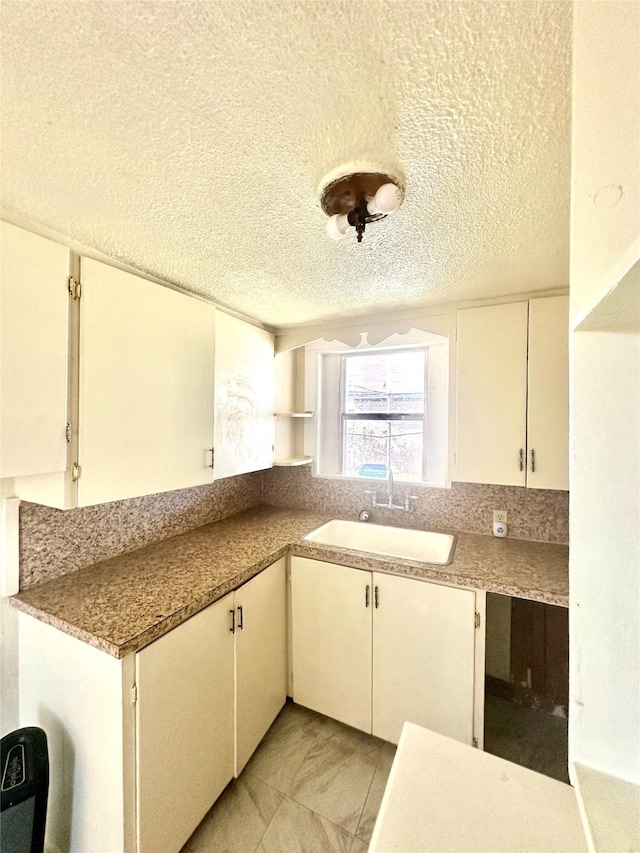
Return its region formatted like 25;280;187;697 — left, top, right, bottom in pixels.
472;737;478;748
65;422;73;443
131;684;138;704
474;611;481;629
68;277;81;299
71;462;81;481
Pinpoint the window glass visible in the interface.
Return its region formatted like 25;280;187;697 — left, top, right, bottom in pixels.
342;350;425;482
344;351;425;414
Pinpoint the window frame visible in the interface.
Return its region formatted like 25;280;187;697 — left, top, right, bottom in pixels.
337;347;430;483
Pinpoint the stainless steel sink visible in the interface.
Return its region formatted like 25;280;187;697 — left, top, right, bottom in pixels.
303;520;456;565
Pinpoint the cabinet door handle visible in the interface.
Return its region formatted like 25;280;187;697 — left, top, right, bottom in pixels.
229;609;236;633
519;448;524;471
237;605;243;630
374;586;379;609
365;585;370;608
208;448;215;469
530;449;535;473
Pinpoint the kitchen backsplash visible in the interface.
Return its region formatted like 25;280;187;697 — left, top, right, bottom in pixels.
19;466;568;590
262;466;569;545
18;472;263;589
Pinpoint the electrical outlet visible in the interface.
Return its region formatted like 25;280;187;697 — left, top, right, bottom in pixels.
493;510;508;524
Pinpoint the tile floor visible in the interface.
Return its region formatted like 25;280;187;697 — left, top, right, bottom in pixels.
182;697;569;853
182;702;393;853
484;694;569;784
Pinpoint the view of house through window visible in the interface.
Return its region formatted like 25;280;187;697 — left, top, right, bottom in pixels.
341;349;426;482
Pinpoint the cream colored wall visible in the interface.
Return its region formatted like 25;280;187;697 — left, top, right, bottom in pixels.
0;480;19;735
570;1;639;325
570;332;639;781
569;0;640;785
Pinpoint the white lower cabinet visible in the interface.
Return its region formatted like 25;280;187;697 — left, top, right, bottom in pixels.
291;557;485;747
372;572;477;745
234;556;288;774
289;558;372;732
136;596;235;853
18;559;286;853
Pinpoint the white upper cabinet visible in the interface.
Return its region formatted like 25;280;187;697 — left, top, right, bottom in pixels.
213;312;274;479
456;301;529;487
526;296;569;490
78;259;216;505
13;252;216;507
455;296;569;490
1;222;70;478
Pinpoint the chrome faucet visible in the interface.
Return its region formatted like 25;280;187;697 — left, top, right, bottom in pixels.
366;468;417;512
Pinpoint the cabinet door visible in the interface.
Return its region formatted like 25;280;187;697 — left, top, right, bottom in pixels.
291;557;372;733
235;558;287;774
456;302;528;486
372;573;477;746
1;222;70;478
135;596;235;853
78;259;216;505
213;312;275;479
527;296;569;490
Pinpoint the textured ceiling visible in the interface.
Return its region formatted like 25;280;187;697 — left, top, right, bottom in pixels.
1;1;572;330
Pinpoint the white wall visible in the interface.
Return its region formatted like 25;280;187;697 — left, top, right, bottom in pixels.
0;480;20;735
570;1;639;325
569;0;640;785
570;331;639;781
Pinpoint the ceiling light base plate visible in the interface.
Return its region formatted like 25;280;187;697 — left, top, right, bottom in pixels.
320;171;403;217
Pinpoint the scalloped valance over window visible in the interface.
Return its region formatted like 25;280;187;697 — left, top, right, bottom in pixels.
275;312;452;353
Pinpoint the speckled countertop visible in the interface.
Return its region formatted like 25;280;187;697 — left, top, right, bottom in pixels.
11;505;569;659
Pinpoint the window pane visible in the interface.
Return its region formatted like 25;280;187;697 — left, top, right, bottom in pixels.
343;419;423;482
343;420;389;477
344;351;424;414
389;421;424;482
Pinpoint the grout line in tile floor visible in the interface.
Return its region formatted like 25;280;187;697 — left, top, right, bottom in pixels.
183;696;569;852
183;700;391;853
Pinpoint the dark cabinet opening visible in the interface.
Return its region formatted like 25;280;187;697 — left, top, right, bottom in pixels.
484;593;569;783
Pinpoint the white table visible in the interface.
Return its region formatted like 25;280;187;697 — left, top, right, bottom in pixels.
369;723;588;853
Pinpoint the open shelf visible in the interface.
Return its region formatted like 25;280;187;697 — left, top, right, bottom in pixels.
273;456;313;467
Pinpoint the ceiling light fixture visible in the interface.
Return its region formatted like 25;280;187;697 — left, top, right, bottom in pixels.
320;168;405;243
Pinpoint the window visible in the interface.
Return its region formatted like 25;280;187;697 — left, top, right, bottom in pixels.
314;336;449;486
341;350;426;482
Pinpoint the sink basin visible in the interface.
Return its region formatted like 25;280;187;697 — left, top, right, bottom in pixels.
303;520;456;565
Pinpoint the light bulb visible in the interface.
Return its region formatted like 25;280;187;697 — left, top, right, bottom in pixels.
326;213;351;240
368;182;402;215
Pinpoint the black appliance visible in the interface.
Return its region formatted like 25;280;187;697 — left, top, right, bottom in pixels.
1;727;49;853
